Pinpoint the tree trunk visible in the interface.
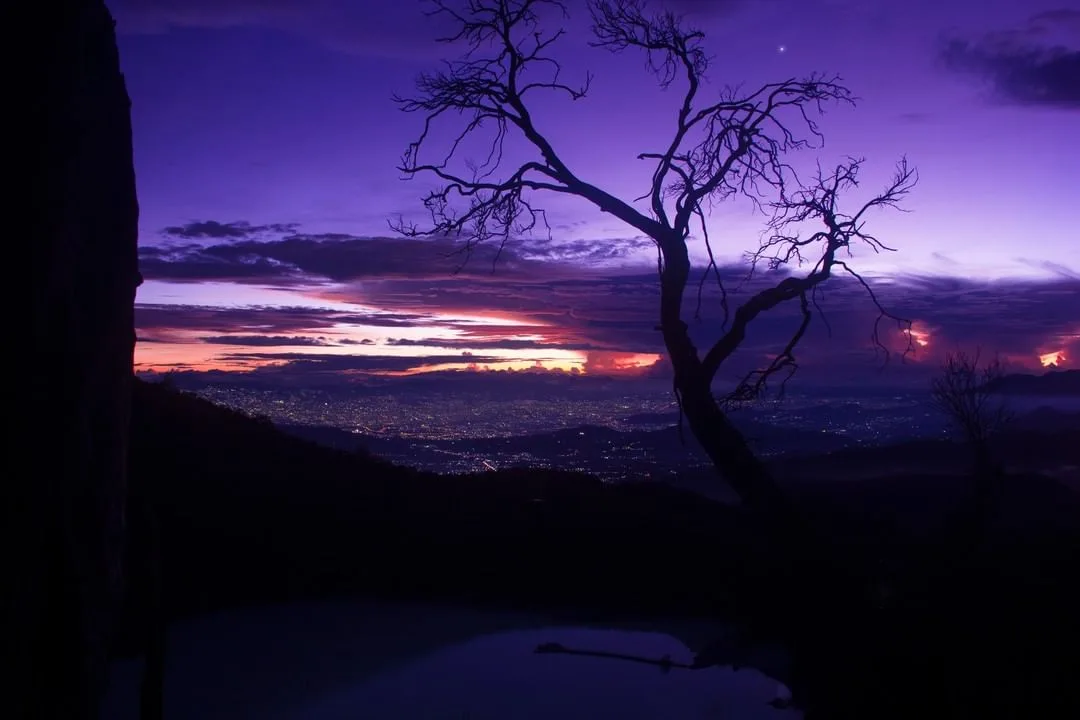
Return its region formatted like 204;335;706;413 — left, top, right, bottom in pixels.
657;239;872;714
11;1;140;718
657;239;795;527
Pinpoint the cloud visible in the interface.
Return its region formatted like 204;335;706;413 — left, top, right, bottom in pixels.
161;221;300;240
108;0;462;58
138;255;301;282
137;257;1080;391
1018;258;1080;280
135;305;433;335
940;11;1080;109
216;352;509;373
134;221;1080;389
199;334;340;346
139;225;653;284
386;337;602;351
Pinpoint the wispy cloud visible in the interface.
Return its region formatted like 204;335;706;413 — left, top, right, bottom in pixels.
199;334;341;347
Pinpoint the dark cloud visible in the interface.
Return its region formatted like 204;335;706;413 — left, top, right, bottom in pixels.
108;0;461;58
139;255;300;282
139;226;651;284
161;221;300;240
199;335;340;347
940;11;1080;109
1030;8;1080;28
135;305;432;335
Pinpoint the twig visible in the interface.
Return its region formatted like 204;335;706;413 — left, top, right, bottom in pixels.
534;641;693;672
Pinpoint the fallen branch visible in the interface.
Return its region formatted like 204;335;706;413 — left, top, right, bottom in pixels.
534;641;796;709
534;641;692;673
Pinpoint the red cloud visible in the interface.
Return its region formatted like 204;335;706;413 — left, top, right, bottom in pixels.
583;351;664;376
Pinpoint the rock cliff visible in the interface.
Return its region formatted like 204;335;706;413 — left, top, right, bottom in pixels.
14;1;140;717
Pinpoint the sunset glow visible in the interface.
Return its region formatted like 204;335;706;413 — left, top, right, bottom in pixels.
904;326;931;349
1040;350;1067;368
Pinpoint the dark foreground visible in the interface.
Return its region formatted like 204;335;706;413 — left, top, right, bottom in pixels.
106;602;784;720
116;380;1080;718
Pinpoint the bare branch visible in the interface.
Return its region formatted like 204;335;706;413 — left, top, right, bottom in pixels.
703;159;917;405
535;641;692;671
395;0;668;256
591;0;707;226
931;349;1014;450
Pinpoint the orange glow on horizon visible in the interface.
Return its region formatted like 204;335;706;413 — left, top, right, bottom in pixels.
586;352;663;372
134;326;666;378
891;321;933;360
903;325;931;348
383;351;664;377
1040;350;1067;367
386;359;581;375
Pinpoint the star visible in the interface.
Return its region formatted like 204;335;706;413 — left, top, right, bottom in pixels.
777;44;787;54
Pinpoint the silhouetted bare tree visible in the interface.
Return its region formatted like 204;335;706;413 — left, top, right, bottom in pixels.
393;0;916;525
931;349;1012;459
931;349;1012;538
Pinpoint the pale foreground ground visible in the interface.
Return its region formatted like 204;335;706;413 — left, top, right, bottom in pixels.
103;601;798;720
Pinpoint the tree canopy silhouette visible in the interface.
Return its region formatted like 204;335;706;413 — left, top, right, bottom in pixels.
393;0;917;521
931;349;1013;455
931;349;1013;544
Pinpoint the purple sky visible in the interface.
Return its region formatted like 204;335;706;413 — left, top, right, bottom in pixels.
110;0;1080;385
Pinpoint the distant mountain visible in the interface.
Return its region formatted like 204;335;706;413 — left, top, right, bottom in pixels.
990;369;1080;396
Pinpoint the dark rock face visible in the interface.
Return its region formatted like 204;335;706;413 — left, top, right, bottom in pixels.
14;1;140;718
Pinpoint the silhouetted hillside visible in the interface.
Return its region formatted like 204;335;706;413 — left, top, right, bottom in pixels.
1011;406;1080;431
127;380;1079;623
125;379;761;631
771;428;1080;478
990;368;1080;395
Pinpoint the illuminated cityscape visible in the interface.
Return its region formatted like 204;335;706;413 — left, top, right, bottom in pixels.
192;384;950;477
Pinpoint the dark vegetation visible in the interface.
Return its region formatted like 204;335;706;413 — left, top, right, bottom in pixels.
121;378;757;626
119;379;1080;718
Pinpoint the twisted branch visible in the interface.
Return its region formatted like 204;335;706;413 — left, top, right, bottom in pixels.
712;159;918;406
394;0;917;426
